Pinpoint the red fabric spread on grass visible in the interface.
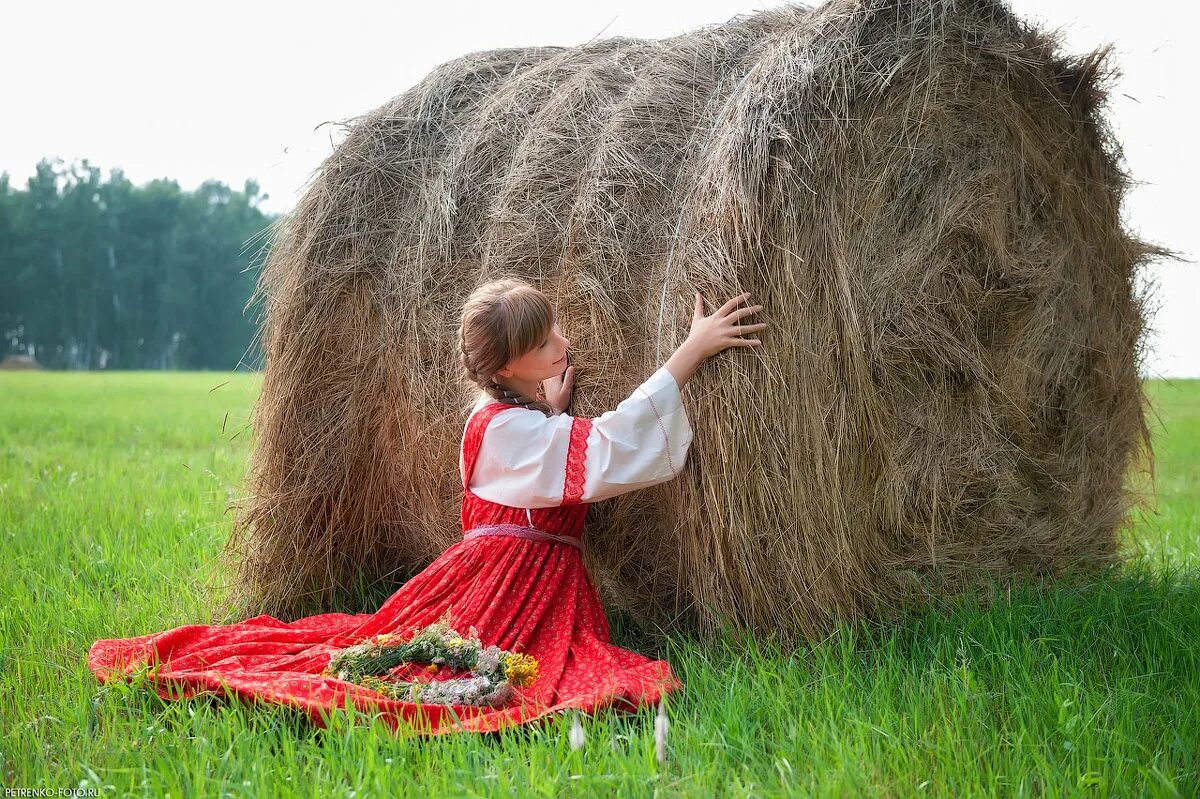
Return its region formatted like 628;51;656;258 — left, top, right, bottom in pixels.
87;402;683;736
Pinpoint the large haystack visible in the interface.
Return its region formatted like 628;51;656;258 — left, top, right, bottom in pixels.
221;0;1160;644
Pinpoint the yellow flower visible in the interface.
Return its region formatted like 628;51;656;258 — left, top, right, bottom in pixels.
504;654;540;687
448;636;465;648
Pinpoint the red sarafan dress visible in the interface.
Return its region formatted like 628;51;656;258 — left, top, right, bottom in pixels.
88;366;693;736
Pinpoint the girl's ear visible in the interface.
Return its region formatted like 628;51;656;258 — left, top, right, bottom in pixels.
496;365;512;378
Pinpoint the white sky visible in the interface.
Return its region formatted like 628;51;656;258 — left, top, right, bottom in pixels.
2;0;1195;376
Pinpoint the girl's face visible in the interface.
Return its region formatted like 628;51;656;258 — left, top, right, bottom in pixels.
496;319;571;385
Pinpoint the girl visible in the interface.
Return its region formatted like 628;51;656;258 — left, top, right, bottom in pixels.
88;278;766;737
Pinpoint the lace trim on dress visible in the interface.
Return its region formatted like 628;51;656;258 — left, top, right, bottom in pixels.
563;417;593;505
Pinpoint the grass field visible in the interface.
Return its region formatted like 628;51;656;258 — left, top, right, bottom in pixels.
2;372;1197;797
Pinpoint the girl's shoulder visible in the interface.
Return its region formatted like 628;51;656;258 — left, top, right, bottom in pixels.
466;398;534;428
466;399;562;434
463;402;558;459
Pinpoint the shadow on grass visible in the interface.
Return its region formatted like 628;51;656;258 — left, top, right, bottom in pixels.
854;559;1200;677
631;557;1200;706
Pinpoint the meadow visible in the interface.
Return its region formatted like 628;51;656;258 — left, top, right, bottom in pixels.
1;371;1196;797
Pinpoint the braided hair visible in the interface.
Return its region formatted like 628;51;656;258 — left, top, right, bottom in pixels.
458;278;558;417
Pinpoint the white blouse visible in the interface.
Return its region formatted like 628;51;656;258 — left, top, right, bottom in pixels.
461;366;693;509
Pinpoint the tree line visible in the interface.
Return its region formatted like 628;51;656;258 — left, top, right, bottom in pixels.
0;157;277;370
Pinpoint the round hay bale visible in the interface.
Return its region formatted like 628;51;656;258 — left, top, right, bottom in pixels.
222;0;1162;644
0;354;42;370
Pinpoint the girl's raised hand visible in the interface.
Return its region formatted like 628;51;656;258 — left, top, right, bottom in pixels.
542;360;575;415
685;291;766;359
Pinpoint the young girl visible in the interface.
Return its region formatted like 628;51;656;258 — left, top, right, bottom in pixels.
88;278;766;737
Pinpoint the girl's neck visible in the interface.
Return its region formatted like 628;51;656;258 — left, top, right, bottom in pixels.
501;377;541;401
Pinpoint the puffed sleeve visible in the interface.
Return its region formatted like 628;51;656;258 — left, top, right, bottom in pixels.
467;366;694;508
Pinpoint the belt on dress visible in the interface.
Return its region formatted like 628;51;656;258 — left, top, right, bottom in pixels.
462;523;583;551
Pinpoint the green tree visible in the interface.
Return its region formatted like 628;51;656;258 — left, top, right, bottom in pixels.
0;157;275;369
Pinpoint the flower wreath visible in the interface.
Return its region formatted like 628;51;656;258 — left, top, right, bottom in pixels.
321;611;539;708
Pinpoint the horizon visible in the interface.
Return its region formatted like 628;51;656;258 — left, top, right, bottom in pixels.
3;0;1195;376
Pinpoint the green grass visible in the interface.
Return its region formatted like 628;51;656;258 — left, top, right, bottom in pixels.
2;371;1197;797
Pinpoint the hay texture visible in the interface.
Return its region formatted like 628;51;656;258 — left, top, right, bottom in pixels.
223;0;1160;644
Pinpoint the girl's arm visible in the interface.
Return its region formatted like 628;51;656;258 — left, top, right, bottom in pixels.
467;365;692;507
663;338;705;391
542;290;764;408
466;291;765;508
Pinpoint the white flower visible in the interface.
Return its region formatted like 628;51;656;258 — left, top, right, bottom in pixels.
654;697;669;765
481;682;514;707
476;646;501;675
569;713;586;750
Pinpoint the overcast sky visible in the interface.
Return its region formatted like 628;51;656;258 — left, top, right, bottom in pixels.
3;0;1195;376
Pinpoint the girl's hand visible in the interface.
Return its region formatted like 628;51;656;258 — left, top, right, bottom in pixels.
685;291;766;359
542;359;575;415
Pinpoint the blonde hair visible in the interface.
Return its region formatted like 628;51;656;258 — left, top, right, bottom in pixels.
458;278;557;417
